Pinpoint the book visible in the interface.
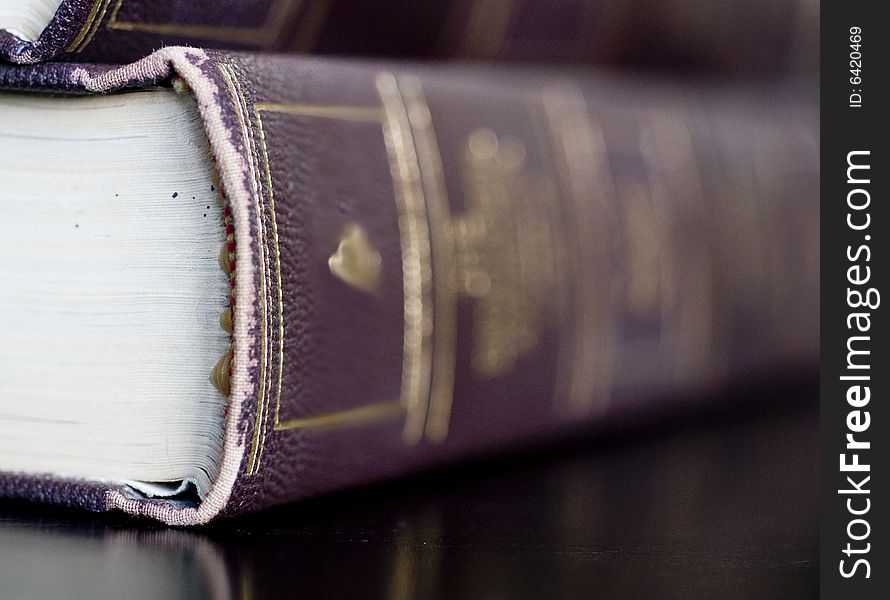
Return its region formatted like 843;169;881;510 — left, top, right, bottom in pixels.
0;48;818;525
0;0;818;74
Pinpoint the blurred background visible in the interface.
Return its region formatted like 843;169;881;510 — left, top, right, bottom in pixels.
75;0;819;79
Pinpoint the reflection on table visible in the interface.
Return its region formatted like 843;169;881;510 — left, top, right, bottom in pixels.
1;379;818;600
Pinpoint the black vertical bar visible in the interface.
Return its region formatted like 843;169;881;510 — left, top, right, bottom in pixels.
821;1;887;597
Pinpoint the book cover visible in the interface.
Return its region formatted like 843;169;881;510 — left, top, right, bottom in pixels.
0;0;817;74
0;48;818;524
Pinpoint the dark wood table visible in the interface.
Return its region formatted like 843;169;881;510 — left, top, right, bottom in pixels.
0;379;818;599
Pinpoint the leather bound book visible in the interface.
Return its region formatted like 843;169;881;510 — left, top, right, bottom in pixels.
0;0;818;74
0;48;818;525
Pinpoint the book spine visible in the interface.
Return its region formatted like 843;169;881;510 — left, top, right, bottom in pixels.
0;51;817;522
3;0;817;74
198;55;818;515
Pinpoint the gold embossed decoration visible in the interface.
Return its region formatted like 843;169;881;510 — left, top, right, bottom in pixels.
456;129;563;378
328;222;383;294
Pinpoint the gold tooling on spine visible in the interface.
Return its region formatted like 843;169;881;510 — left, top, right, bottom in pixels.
395;76;458;444
376;72;436;447
218;63;271;476
100;0;308;46
253;112;286;436
541;85;615;417
253;100;418;437
213;72;465;473
66;0;112;53
327;223;384;295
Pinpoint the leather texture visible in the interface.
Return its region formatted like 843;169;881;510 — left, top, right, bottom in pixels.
0;50;819;523
214;55;820;519
0;0;817;75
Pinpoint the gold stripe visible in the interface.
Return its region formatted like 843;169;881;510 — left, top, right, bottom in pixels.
255;103;384;123
276;399;404;430
254;113;286;431
106;0;301;46
230;69;276;470
65;0;108;52
240;569;253;600
219;63;270;476
376;72;435;446
107;20;268;44
107;0;124;23
541;85;614;416
396;76;458;445
73;0;114;53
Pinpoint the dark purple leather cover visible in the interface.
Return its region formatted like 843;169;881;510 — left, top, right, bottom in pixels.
1;0;817;75
0;49;818;524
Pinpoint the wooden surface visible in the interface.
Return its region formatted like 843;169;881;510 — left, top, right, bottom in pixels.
0;379;818;599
